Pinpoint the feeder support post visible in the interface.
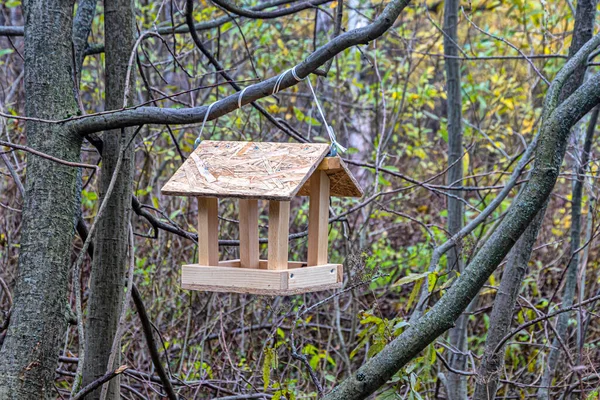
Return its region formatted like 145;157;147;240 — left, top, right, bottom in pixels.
268;200;290;270
198;197;219;266
308;171;330;266
239;199;260;269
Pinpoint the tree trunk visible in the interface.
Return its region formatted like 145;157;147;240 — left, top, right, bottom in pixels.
442;0;468;397
81;0;136;398
0;0;82;398
538;100;598;400
473;206;545;399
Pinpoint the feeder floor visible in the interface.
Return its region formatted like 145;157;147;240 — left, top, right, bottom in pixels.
181;260;343;296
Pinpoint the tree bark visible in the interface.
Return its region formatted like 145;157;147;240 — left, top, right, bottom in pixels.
538;86;598;400
0;0;82;398
80;0;136;398
442;0;467;397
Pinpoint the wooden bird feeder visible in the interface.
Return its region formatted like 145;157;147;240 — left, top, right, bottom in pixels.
161;141;362;295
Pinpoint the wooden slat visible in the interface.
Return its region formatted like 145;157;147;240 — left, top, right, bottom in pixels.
267;200;290;270
287;264;341;290
182;265;286;294
308;171;330;266
220;259;322;269
258;260;306;269
198;197;219;266
318;157;341;171
219;259;241;267
239;199;260;269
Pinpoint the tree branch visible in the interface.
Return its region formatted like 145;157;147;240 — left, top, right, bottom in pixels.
185;0;307;142
0;0;301;38
0;26;23;36
321;33;600;400
210;0;332;19
66;0;412;135
71;365;129;400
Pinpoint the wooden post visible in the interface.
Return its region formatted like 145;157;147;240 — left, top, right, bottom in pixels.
267;200;290;270
308;171;330;266
239;199;260;269
198;197;219;266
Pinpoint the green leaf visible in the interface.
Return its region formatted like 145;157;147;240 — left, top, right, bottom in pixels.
293;106;305;122
392;272;429;287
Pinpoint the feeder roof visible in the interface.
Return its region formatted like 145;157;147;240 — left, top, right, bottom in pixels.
161;141;362;201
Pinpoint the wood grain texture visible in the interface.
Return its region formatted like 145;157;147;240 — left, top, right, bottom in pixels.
239;199;260;268
198;197;219;265
181;263;342;295
297;157;363;197
268;200;290;270
161;141;330;200
308;171;330;266
317;157;341;170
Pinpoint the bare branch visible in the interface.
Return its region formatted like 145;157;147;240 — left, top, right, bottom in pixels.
65;0;412;135
210;0;332;19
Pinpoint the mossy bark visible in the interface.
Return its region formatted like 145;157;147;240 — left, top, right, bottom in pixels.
0;0;82;398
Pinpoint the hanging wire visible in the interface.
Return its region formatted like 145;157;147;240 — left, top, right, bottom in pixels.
234;66;347;156
293;67;346;156
194;101;217;149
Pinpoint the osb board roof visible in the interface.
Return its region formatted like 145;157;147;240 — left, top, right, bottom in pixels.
161;141;362;200
297;158;363;197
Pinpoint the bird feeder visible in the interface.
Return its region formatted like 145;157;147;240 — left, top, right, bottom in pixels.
161;141;362;295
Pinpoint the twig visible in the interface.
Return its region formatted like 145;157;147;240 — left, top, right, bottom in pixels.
71;365;129;400
131;284;178;400
493;293;600;354
0;140;97;170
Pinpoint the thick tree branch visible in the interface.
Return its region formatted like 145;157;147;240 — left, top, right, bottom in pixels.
321;34;600;400
66;0;412;135
0;26;22;36
72;0;98;74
